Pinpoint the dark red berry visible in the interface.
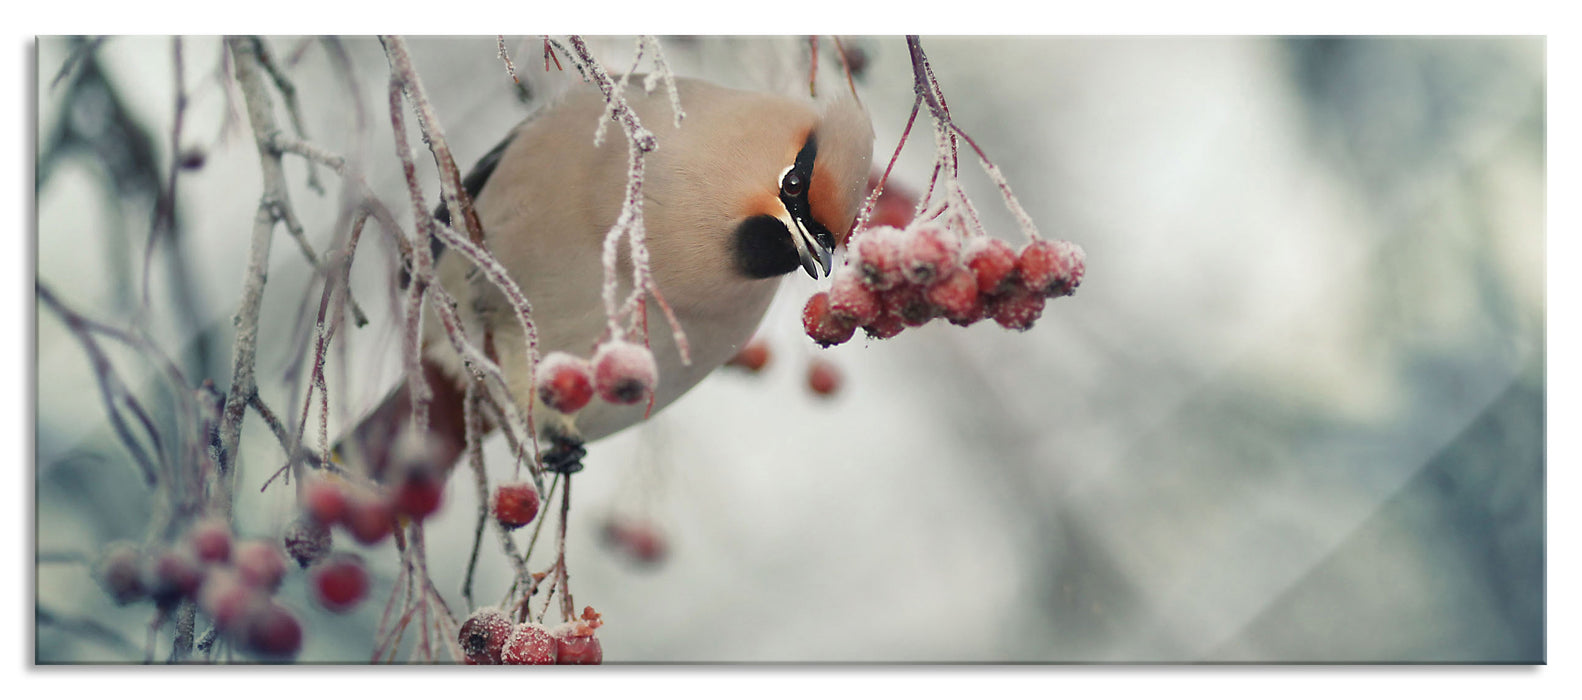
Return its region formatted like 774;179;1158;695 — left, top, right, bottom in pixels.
899;223;960;286
536;352;596;413
964;236;1018;295
924;267;981;322
988;287;1047;331
725;339;772;373
552;622;603;665
233;540;287;592
877;283;937;327
1016;239;1082;296
95;542;147;606
502;623;558;665
393;466;444;521
492;482;541;530
862;313;906;340
302;476;348;527
187;517;232;564
802;291;856;347
459;607;515;665
807;360;842;398
592;341;658;405
283;517;332;568
240;602;302;661
310;554;369;613
827;266;881;326
344;494;394;546
148;546;205;608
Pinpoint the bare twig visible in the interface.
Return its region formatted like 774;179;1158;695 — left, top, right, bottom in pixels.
252;36;324;194
50;36;107;89
498;36;520;84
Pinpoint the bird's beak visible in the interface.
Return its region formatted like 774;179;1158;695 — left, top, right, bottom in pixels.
780;210;835;279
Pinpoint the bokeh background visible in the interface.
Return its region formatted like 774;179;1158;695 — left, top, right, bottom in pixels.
34;35;1544;663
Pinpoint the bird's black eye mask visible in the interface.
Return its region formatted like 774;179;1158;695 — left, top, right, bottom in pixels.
779;135;836;253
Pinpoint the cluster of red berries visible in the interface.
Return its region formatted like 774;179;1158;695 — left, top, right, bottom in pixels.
459;606;604;665
804;223;1085;346
535;340;659;414
95;518;303;660
725;339;845;398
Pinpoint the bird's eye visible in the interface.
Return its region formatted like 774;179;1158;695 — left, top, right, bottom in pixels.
781;171;805;198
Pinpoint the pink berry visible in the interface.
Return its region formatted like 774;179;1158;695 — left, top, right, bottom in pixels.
344;494;394;546
492;482;541;530
240;602;302;661
964;236;1018;295
95;541;147;606
592;340;658;405
988;287;1047;331
807;359;843;398
601;518;667;566
233;540;287;592
187;517;232;564
392;465;444;521
459;607;515;665
802;291;856;347
725;339;772;373
148;546;205;608
853;226;904;291
198;568;258;631
552;622;604;665
536;352;595;413
899;222;960;286
924;267;981;323
283;517;332;568
877;283;937;328
302;476;348;527
862;313;906;340
827;266;881;326
1017;239;1081;296
310;554;369;613
502;623;559;665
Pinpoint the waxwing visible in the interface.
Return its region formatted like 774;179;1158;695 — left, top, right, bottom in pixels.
341;76;874;478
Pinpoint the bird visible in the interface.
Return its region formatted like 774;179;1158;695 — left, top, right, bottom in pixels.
338;75;874;481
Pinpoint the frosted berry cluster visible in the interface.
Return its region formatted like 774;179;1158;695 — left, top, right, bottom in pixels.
93;518;306;660
536;341;658;412
804;223;1085;346
459;605;604;665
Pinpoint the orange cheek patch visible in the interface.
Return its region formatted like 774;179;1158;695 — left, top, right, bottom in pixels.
743;190;784;220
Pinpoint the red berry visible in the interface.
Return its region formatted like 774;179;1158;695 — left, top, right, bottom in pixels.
853;226;904;291
802;291;856;347
536;352;595;413
393;465;444;521
240;602;302;661
924;267;981;322
187;517;232;564
95;542;147;606
592;340;658;405
310;554;369;613
899;222;960;286
344;494;394;546
492;481;541;530
988;287;1046;331
502;623;559;665
283;516;332;568
302;476;348;527
1017;239;1082;296
552;622;603;665
233;540;287;592
601;518;667;566
877;283;938;328
863;174;918;231
862;313;906;340
807;360;842;397
459;607;515;665
725;339;772;373
963;236;1018;295
148;546;205;608
197;568;258;631
827;266;881;326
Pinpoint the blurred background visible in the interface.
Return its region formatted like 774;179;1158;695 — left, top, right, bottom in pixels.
34;35;1544;663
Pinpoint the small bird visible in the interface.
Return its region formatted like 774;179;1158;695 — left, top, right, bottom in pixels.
340;76;873;479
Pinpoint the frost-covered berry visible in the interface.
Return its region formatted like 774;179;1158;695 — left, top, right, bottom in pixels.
492;482;541;530
283;516;332;568
1017;239;1081;296
853;226;905;291
899;223;960;286
344;494;394;546
964;236;1018;295
552;622;603;665
310;554;369;613
592;340;658;405
536;352;595;413
197;568;257;631
95;542;147;606
602;518;667;566
827;266;881;327
862;313;906;341
807;359;843;398
240;602;302;661
187;517;232;564
802;291;856;347
502;623;558;665
148;546;204;609
925;267;981;323
233;540;287;592
988;287;1046;331
459;607;515;665
725;339;772;373
393;465;444;521
302;476;348;527
877;283;937;328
